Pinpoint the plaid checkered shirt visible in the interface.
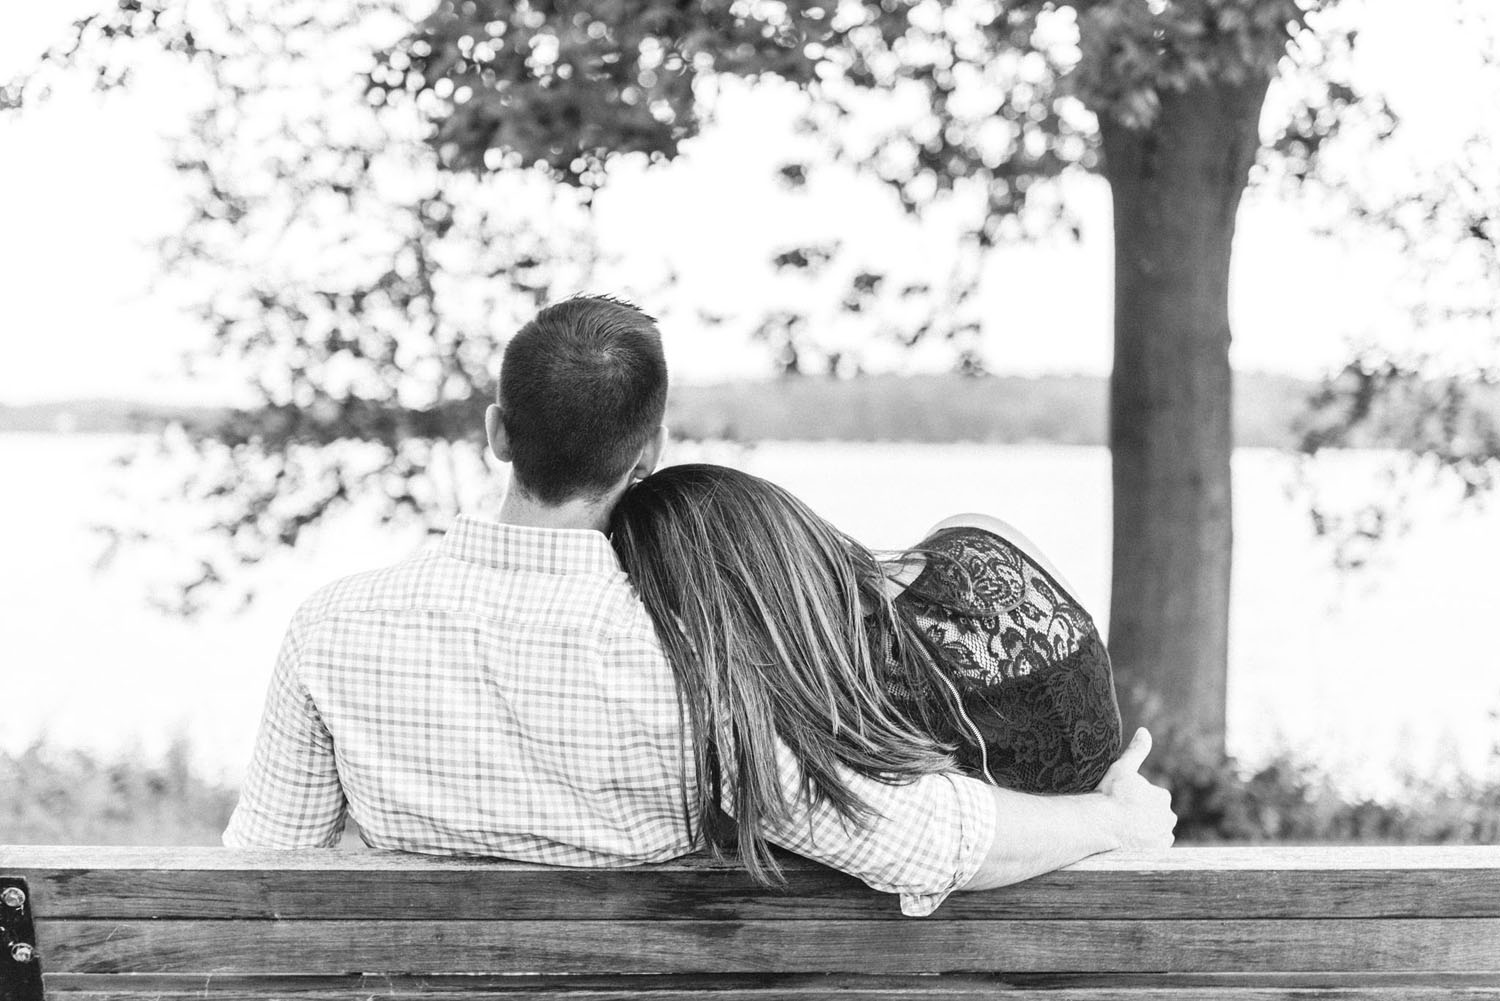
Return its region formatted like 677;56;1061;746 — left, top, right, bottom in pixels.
224;515;997;915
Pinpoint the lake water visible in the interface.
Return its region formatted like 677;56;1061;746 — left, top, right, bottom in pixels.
3;433;1498;796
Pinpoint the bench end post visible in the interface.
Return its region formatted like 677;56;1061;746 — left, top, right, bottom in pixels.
0;877;43;1001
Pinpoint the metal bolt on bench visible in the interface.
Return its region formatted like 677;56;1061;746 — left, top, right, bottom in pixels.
0;877;42;1001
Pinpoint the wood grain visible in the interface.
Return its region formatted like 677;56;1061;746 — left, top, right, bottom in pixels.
9;845;1500;872
8;846;1500;921
33;918;1500;975
10;845;1500;993
37;973;1500;1000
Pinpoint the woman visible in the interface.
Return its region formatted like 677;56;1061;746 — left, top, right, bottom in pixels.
608;463;1122;883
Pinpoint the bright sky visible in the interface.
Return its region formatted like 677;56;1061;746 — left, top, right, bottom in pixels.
0;0;1490;404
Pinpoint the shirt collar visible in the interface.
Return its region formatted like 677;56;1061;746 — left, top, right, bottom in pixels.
439;514;622;576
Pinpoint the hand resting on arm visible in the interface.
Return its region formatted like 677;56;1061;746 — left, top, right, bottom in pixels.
961;726;1176;891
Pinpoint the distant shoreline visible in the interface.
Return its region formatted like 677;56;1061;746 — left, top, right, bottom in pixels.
0;372;1323;448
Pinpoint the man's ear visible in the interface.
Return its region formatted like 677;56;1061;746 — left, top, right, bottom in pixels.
485;404;512;463
632;425;668;480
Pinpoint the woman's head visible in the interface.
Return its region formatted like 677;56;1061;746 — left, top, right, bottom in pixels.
609;463;957;883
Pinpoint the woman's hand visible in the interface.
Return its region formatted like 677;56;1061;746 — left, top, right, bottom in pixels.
1095;728;1177;850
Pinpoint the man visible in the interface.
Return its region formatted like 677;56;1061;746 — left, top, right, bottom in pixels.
226;294;1174;915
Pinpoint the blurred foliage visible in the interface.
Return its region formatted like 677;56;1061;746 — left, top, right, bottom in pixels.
381;0;1309;208
0;738;236;846
374;0;825;181
4;733;1496;847
2;0;1496;609
1293;362;1500;570
0;0;1388;379
3;0;623;612
1286;127;1500;563
1148;734;1500;845
371;0;1342;367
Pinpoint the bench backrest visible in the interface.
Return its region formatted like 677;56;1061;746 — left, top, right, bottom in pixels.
3;845;1499;998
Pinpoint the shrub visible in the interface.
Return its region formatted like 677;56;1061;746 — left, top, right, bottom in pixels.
1148;738;1500;845
0;738;236;845
3;734;1496;847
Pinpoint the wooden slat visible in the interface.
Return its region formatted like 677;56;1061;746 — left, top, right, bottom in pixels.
16;865;1500;921
8;846;1500;921
33;919;1500;975
37;973;1500;1000
11;845;1500;871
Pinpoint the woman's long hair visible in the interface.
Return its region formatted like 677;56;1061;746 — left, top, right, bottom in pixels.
608;463;972;885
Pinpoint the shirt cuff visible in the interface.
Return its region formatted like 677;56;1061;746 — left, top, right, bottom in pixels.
897;772;997;917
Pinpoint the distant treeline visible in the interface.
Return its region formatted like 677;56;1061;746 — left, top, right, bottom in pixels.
671;372;1313;447
0;399;226;435
0;372;1326;448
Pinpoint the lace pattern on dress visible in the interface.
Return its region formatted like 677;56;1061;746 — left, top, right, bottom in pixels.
891;526;1123;795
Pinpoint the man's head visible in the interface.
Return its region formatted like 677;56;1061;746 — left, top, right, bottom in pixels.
489;295;668;505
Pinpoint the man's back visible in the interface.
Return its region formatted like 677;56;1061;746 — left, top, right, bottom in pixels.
224;515;695;865
224;296;1051;917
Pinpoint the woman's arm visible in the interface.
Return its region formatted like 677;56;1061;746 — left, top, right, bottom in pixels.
961;728;1176;890
923;511;1080;597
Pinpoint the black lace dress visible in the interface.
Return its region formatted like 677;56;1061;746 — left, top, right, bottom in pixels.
887;526;1123;794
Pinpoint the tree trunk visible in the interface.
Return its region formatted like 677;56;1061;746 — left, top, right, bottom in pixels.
1099;78;1271;755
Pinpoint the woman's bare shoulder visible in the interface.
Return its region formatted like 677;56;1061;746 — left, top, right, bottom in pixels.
922;512;1079;596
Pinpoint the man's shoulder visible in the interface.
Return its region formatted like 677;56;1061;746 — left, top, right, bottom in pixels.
602;582;666;647
285;542;659;645
290;545;445;628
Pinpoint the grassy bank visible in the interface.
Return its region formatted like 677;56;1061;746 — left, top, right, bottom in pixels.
0;739;236;846
3;737;1496;848
1151;744;1500;845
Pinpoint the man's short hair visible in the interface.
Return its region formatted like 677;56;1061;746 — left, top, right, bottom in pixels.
498;295;668;504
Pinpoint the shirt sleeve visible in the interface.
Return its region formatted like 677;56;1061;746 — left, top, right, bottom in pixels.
223;616;347;848
749;740;997;916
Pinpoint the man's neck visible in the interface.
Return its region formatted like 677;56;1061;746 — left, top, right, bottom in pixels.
498;485;616;534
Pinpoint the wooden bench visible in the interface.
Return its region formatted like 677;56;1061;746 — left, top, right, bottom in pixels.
2;845;1498;999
